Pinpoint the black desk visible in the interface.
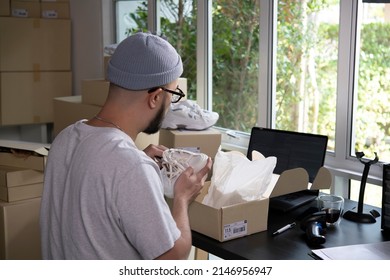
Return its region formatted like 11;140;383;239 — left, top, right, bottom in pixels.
192;198;390;259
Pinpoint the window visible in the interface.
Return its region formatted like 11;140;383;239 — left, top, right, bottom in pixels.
353;2;390;163
212;0;260;132
275;1;339;152
115;0;147;42
112;0;389;198
115;0;198;100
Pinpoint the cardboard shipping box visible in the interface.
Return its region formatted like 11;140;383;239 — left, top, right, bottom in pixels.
0;183;43;202
0;71;72;125
0;0;10;16
81;79;109;106
103;54;110;80
0;165;44;202
0;17;71;71
0;165;43;188
41;1;70;19
11;1;40;18
167;167;332;242
53;95;101;136
0;197;41;259
41;0;69;2
0;140;49;172
159;128;221;159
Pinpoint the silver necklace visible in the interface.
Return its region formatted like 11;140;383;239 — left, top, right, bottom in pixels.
93;115;124;132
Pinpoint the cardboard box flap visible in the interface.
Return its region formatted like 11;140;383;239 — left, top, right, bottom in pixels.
0;140;50;156
309;166;332;190
269;168;309;198
0;165;43;188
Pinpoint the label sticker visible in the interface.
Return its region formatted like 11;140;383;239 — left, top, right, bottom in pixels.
42;10;58;18
223;220;247;240
12;9;28;18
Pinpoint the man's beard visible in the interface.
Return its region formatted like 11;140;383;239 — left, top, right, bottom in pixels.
143;98;167;135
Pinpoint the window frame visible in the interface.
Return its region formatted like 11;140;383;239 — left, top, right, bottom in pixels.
111;0;384;192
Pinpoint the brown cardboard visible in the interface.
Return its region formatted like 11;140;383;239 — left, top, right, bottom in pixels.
11;0;40;18
11;0;39;16
167;166;332;242
0;71;72;125
41;0;69;2
0;0;10;16
0;140;49;171
159;128;221;159
0;183;43;202
103;55;111;79
0;17;71;71
81;79;109;106
41;1;70;19
0;197;41;259
135;132;160;150
0;165;43;188
53;95;101;136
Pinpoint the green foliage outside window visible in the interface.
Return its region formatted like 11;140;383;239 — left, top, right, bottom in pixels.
123;0;390;159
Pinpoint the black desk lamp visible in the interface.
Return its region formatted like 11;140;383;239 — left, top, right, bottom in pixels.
343;151;379;223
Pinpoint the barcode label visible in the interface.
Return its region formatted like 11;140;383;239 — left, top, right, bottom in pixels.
223;220;247;240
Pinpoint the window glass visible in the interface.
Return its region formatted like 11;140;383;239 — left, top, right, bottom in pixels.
350;179;382;208
159;0;197;100
115;1;197;99
352;3;390;162
275;1;340;151
115;0;147;42
212;0;260;132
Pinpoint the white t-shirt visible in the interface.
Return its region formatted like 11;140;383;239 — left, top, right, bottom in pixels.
40;120;180;259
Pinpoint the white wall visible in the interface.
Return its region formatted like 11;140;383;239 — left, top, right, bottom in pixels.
70;0;105;95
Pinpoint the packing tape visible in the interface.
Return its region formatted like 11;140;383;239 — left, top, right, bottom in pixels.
33;70;41;82
33;115;41;123
33;18;40;29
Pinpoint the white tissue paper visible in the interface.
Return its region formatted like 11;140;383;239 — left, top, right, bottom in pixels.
202;150;277;208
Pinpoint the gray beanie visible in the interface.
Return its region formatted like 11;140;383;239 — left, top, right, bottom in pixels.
107;32;183;90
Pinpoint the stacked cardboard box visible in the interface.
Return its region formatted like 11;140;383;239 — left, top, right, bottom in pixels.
159;128;221;160
0;139;49;259
0;0;72;126
8;0;70;19
0;166;43;202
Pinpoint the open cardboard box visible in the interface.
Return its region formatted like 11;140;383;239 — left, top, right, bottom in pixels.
0;140;50;171
167;166;331;242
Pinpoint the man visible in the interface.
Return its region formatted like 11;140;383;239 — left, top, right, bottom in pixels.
40;32;212;260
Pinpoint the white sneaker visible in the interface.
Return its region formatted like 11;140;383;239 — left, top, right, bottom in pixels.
162;100;219;130
160;148;209;198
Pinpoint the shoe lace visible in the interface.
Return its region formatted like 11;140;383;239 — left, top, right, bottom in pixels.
162;149;195;179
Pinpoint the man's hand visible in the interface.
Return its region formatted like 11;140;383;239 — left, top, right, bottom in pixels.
143;144;167;168
173;157;212;205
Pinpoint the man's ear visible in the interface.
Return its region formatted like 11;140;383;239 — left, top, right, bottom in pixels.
147;88;163;108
